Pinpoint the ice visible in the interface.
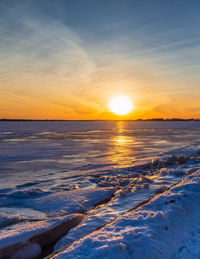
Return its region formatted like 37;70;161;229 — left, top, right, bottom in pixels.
27;187;116;216
1;121;200;196
0;187;116;223
54;188;154;252
0;207;47;220
51;169;200;259
0;214;83;258
11;243;41;259
0;121;200;258
54;159;200;252
0;213;23;228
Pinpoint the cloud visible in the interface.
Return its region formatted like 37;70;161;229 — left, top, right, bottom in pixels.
153;101;200;118
0;2;100;117
0;0;200;119
0;3;95;94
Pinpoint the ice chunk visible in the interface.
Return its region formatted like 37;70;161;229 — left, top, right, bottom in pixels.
29;187;116;216
0;214;83;258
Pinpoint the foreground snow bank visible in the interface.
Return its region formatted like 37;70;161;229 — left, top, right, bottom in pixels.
0;214;83;259
29;187;116;216
52;169;200;259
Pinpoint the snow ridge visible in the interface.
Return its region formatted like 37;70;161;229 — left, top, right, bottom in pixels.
52;169;200;259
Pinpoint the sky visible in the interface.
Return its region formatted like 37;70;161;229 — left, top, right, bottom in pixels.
0;0;200;119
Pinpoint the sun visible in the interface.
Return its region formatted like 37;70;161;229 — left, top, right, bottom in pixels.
109;96;133;115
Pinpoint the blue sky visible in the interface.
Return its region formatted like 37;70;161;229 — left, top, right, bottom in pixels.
0;0;200;119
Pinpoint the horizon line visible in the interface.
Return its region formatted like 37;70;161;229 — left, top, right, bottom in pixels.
0;118;199;122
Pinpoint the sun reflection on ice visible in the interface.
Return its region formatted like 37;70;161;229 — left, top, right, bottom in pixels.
109;122;135;168
115;135;127;144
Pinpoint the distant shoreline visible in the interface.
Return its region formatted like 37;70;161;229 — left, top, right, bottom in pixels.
0;119;199;122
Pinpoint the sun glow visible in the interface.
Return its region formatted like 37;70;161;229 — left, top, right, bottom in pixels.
109;96;133;115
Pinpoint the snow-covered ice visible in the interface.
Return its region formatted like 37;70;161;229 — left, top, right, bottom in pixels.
54;159;200;252
28;187;116;216
0;214;83;258
0;121;200;258
51;168;200;259
0;213;23;228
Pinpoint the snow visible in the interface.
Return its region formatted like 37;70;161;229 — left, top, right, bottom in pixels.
11;243;41;259
0;214;77;249
0;187;115;258
51;169;200;259
173;229;200;259
0;213;23;228
29;187;116;216
0;207;47;220
1;121;199;196
0;121;200;258
0;214;83;258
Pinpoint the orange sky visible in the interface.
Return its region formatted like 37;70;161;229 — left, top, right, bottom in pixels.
0;1;200;120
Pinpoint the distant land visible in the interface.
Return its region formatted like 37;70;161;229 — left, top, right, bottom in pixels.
0;118;199;122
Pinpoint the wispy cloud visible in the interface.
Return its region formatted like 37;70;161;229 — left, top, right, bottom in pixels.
0;0;200;119
0;3;95;94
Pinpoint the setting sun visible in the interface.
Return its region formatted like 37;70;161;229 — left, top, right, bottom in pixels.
109;96;133;115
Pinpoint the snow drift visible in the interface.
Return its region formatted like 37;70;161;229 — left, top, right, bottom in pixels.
51;169;200;259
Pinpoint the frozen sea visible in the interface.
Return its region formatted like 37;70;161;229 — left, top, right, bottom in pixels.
0;121;200;212
0;121;200;258
1;121;199;186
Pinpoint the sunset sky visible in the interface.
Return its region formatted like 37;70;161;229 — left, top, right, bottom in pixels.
0;0;200;119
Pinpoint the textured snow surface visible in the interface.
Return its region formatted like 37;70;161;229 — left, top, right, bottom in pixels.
0;214;79;250
0;213;23;228
29;187;116;216
0;187;115;257
11;243;42;259
52;169;200;259
0;121;200;258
